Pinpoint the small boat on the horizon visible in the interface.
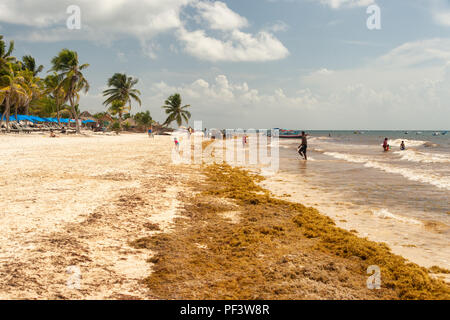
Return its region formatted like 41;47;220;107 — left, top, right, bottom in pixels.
276;129;303;138
432;132;440;136
442;131;448;135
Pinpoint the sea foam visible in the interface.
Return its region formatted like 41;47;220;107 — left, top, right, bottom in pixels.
372;209;422;225
324;152;450;191
394;150;450;164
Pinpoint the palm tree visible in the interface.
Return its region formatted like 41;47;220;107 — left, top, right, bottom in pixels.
50;49;89;133
19;70;42;116
0;64;28;132
103;73;141;112
134;111;153;129
162;93;191;127
44;73;66;124
108;99;130;124
0;35;16;72
22;55;44;76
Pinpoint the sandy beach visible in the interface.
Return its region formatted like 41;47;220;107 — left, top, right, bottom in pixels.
0;133;198;299
0;133;448;300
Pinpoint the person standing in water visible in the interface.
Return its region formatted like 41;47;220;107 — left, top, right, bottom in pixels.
383;138;390;152
400;141;406;150
298;131;309;160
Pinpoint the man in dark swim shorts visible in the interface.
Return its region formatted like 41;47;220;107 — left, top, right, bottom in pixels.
298;131;308;160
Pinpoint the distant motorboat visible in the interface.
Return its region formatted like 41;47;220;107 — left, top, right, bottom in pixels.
404;131;409;135
416;131;422;135
277;129;303;139
442;131;448;135
432;132;440;136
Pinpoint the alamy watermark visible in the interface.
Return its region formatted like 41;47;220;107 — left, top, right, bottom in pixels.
367;4;381;30
367;265;381;289
171;121;280;174
66;265;81;290
66;5;81;30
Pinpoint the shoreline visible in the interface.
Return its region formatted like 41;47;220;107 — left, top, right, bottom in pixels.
0;133;448;299
136;162;449;299
258;169;450;275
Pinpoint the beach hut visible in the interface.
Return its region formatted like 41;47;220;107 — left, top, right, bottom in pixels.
121;118;137;130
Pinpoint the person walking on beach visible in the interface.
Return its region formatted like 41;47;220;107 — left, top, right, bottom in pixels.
174;137;180;152
148;125;154;139
242;134;247;147
298;131;309;160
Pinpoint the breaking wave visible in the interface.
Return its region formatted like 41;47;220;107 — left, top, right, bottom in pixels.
394;150;450;164
324;152;450;190
372;209;422;225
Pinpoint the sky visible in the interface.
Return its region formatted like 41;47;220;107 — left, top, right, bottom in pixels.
1;0;450;130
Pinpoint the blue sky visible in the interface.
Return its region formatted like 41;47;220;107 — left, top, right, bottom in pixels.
1;0;450;129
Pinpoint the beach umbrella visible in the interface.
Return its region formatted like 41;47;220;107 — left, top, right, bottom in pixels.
35;116;48;122
43;117;58;123
9;115;35;122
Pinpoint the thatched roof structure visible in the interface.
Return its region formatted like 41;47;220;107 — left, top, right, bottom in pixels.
79;111;93;119
121;118;137;127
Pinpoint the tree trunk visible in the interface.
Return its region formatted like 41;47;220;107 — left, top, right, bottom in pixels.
5;98;10;133
1;109;6;127
70;97;80;134
57;107;61;126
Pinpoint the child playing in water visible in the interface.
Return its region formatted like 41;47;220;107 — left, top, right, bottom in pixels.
383;138;390;152
400;141;406;150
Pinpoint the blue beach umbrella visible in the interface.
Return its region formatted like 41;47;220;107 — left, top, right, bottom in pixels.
43;117;58;123
32;116;48;122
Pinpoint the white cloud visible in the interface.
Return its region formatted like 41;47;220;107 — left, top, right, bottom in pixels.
1;0;289;62
178;1;289;62
265;21;289;33
177;28;289;62
80;35;450;129
315;0;374;9
430;0;450;27
375;38;450;68
0;0;190;37
312;68;334;76
194;1;249;30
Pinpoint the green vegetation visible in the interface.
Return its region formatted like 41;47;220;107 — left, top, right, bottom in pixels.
103;73;142;131
162;93;191;127
1;34;195;133
49;49;90;133
134;111;153;128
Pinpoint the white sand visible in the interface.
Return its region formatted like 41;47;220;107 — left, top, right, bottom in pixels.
0;133;197;299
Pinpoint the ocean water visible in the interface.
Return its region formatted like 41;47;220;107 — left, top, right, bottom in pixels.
275;131;449;268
